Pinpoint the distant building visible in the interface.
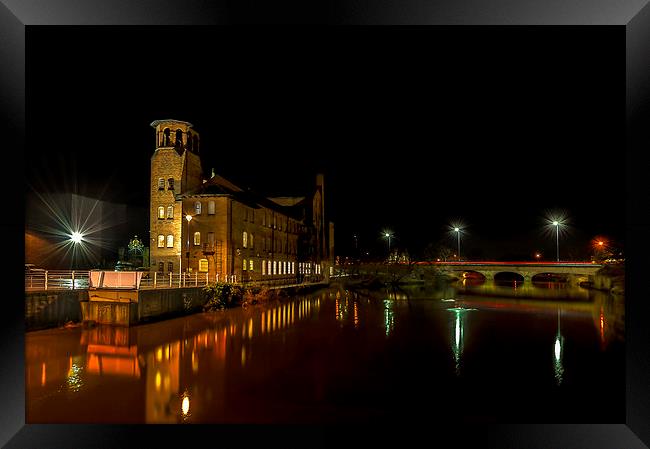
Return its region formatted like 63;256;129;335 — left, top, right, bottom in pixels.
25;192;129;269
148;119;334;282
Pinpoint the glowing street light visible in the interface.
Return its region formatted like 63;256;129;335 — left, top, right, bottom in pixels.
453;227;461;261
383;231;393;259
552;220;561;262
70;231;83;244
546;216;567;262
185;214;193;272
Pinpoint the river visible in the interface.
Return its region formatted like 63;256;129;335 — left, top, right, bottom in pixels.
26;280;624;423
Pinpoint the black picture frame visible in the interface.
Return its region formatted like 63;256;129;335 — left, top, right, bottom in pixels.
3;1;650;447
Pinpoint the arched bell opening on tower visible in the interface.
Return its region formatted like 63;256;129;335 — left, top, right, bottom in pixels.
162;128;171;147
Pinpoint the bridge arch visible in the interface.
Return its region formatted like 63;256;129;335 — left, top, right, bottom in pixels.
494;272;525;284
461;270;486;280
531;273;569;284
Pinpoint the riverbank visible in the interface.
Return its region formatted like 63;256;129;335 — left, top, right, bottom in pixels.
26;281;330;331
584;264;625;296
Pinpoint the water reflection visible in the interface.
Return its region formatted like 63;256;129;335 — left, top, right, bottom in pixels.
554;309;565;386
25;285;624;424
384;300;395;337
446;307;477;376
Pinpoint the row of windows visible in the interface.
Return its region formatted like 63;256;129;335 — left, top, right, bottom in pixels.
158;178;175;190
242;232;297;254
255;260;321;276
259;212;300;233
154;259;209;273
190;201;216;215
180;201;302;234
152;258;318;276
256;260;295;275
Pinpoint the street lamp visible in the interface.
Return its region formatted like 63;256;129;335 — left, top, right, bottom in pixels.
185;214;193;272
454;227;461;261
383;231;392;260
552;220;560;262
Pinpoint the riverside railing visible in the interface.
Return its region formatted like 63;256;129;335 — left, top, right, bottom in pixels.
137;272;325;289
25;270;90;291
26;270;325;291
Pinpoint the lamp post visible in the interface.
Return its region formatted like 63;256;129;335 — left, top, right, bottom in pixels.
552;221;560;262
454;227;461;261
384;232;392;260
185;214;193;272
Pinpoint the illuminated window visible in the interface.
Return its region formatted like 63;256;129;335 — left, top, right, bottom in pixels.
262;260;266;275
158;235;165;248
158;178;165;189
249;260;254;271
199;259;208;272
208;201;215;215
273;261;277;275
292;262;295;274
243;259;247;271
158;206;165;219
168;262;173;272
243;231;248;248
193;232;201;246
168;178;174;190
167;206;174;219
194;202;202;215
166;235;174;248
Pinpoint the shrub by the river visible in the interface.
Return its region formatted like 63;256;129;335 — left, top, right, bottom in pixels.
203;283;281;310
242;286;277;307
203;283;244;310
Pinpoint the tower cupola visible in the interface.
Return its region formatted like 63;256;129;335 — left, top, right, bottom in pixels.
150;119;200;155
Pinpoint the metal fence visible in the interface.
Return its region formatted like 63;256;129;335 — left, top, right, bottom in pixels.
25;270;90;291
26;270;325;291
138;272;325;290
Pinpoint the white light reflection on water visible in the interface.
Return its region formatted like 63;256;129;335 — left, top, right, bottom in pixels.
384;300;394;337
446;307;477;376
554;308;565;386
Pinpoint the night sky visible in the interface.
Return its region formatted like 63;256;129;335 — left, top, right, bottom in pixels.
26;26;624;260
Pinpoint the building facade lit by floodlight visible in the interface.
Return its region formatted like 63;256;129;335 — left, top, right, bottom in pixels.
148;119;334;281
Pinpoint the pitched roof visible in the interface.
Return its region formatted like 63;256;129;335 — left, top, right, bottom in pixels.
179;174;307;220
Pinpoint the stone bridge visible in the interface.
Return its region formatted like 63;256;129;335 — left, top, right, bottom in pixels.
427;261;603;285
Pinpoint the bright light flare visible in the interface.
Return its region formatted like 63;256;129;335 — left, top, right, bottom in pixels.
26;189;126;269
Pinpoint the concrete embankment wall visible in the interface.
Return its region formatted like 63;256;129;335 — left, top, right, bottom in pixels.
82;287;208;326
25;290;89;331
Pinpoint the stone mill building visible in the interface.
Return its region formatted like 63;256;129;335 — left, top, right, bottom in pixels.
148;119;334;283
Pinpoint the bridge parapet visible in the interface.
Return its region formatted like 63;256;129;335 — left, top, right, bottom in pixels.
430;262;602;285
